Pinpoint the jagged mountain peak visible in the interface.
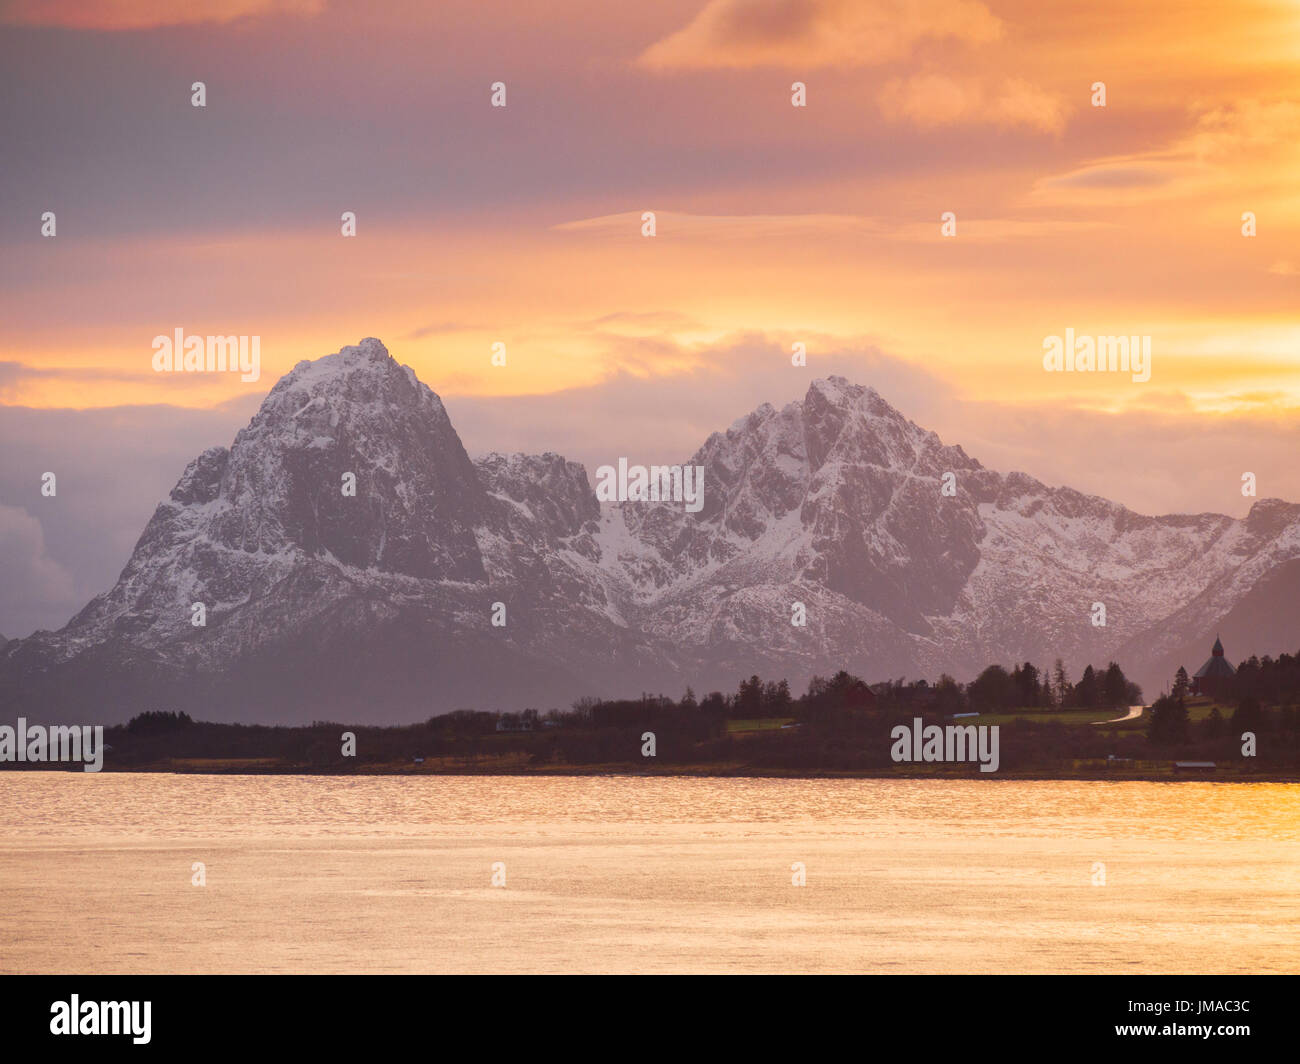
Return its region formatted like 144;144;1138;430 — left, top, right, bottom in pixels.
1244;497;1300;535
805;374;876;403
264;337;443;424
286;335;394;379
687;377;982;532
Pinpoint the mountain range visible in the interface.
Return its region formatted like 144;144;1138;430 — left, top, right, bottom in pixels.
3;336;1298;724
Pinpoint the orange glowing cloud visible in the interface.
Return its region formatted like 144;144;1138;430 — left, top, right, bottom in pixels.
637;0;1002;70
878;73;1066;133
0;0;324;31
1030;99;1300;210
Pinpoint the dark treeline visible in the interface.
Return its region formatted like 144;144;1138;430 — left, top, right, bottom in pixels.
1181;650;1300;705
872;659;1142;713
89;651;1300;775
1148;650;1300;748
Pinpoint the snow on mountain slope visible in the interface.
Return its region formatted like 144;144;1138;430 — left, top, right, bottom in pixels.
2;339;1297;723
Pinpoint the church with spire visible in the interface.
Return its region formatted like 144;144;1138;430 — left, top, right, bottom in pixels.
1190;635;1235;698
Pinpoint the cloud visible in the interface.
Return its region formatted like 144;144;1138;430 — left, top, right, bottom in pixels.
1184;99;1300;162
553;210;880;238
1031;99;1300;206
636;1;1059;132
0;400;256;638
0;360;144;394
442;329;1300;524
878;73;1065;133
636;0;1001;70
0;505;77;637
445;331;951;475
0;0;325;31
554;209;1108;245
0;360;248;404
403;322;481;340
893;217;1116;243
587;311;705;332
1040;162;1176;190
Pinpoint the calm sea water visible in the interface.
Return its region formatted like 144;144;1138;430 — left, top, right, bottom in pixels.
1;774;1296;973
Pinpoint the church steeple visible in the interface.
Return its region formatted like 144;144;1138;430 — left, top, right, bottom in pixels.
1192;635;1234;697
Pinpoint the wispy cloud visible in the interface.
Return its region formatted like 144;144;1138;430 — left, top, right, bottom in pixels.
0;0;325;31
402;322;481;340
0;504;77;636
1031;99;1300;205
555;209;1109;243
636;0;1002;70
552;210;880;238
879;73;1066;133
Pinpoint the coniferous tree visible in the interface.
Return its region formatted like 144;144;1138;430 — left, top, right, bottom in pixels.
1202;706;1225;739
1103;662;1128;707
735;675;764;716
1076;665;1099;708
1147;694;1189;745
933;674;965;716
765;678;793;714
1053;659;1071;708
1014;662;1041;707
1231;696;1266;735
970;664;1015;711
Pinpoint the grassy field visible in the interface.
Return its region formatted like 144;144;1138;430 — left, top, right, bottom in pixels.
945;707;1136;727
726;717;796;734
929;700;1238;733
725;702;1239;731
726;709;1154;731
167;757;284;771
1184;700;1233;722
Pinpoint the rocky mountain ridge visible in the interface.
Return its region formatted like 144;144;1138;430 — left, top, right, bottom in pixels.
3;337;1296;723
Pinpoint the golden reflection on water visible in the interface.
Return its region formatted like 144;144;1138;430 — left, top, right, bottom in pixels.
1;775;1296;973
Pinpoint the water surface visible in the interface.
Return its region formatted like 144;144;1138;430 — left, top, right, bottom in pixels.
1;775;1296;973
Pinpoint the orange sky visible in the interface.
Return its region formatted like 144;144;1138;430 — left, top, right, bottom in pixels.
0;0;1297;467
3;0;1297;414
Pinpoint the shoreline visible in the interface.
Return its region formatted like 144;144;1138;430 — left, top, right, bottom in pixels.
4;762;1296;783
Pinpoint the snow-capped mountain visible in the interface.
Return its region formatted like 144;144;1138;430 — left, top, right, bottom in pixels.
3;337;1298;724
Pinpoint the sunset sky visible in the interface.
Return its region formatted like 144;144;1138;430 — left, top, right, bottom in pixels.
2;0;1299;635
